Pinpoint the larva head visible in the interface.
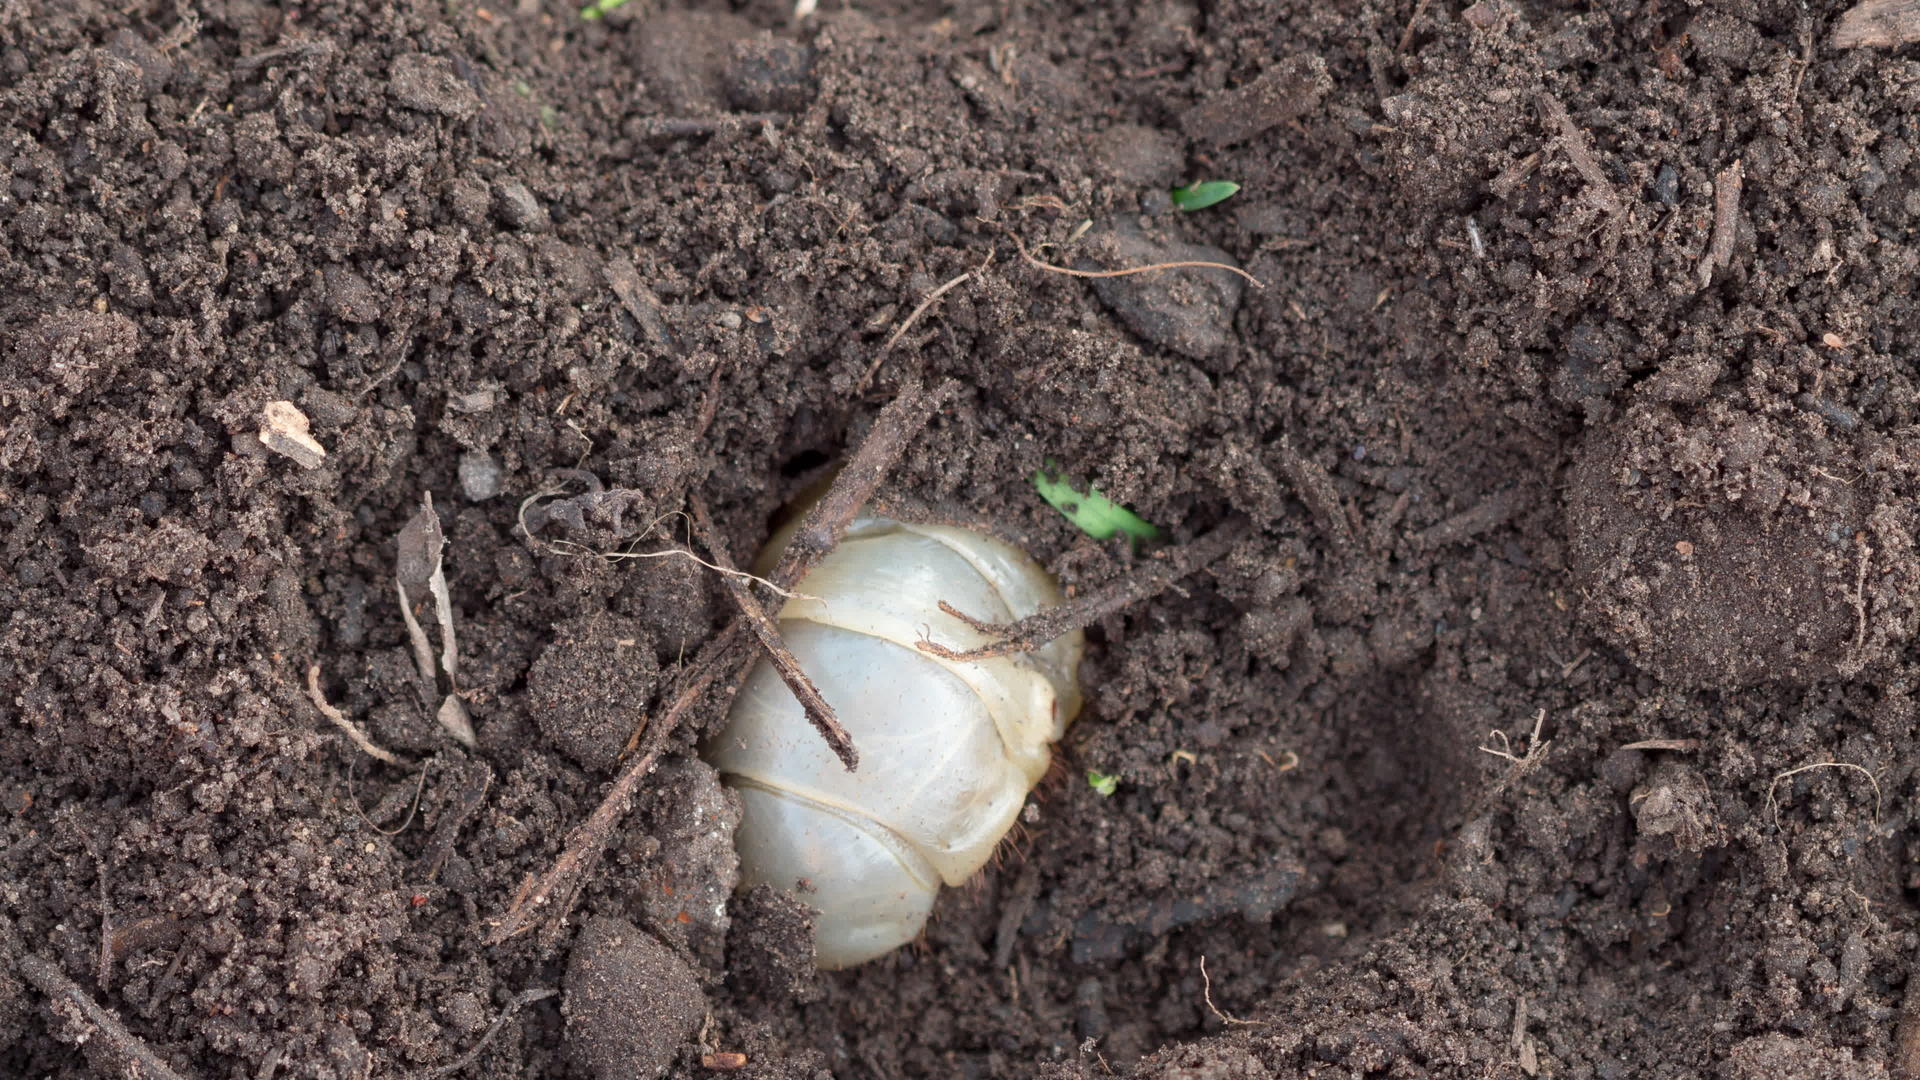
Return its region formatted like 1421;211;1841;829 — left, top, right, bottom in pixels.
706;514;1083;969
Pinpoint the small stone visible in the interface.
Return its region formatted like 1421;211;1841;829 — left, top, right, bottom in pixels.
723;38;816;113
389;53;479;119
491;178;550;233
1080;220;1246;361
324;264;381;324
458;451;501;501
258;401;326;469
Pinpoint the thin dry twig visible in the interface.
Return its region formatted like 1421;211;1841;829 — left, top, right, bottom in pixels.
764;379;959;589
917;518;1250;662
542;535;813;600
858;264;986;392
1618;738;1701;752
1398;0;1435;51
415;987;556;1079
16;949;196;1080
1463;709;1552;820
1767;761;1883;830
1009;231;1266;289
1198;956;1260;1026
884;268;977;352
690;495;858;771
483;665;710;947
306;663;407;766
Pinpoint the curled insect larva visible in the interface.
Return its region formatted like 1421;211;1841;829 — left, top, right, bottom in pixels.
703;514;1084;969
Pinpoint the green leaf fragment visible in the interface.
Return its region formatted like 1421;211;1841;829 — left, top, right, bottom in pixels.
579;0;634;19
1087;770;1119;797
1032;467;1161;546
1169;180;1241;212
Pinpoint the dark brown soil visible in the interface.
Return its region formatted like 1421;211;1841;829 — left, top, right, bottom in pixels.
4;0;1919;1077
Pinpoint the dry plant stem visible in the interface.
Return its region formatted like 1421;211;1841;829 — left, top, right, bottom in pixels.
918;517;1251;662
1619;738;1700;752
306;663;408;766
483;667;705;947
487;379;948;944
16;950;197;1080
691;495;859;770
883;269;976;352
860;265;984;392
415;987;557;1079
412;761;494;882
768;378;959;590
1767;761;1882;829
1008;231;1266;289
1198;955;1259;1026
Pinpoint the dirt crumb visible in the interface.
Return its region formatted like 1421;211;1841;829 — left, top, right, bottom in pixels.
564;917;706;1080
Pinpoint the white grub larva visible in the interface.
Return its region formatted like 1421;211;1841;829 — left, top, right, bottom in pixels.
703;514;1084;969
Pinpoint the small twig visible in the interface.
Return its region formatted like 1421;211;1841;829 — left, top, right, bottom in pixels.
917;518;1250;662
633;114;783;139
1618;738;1700;752
415;987;557;1079
543;536;813;599
1478;709;1549;765
884;269;976;353
306;664;407;766
1767;761;1882;830
1398;0;1434;51
1464;710;1552;820
690;495;858;771
766;379;960;590
1198;956;1260;1026
347;756;431;837
1009;231;1265;289
412;761;494;883
858;264;986;393
91;842;113;991
484;671;696;946
16;950;197;1080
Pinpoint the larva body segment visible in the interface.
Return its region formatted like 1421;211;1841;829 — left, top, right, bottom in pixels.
704;516;1084;969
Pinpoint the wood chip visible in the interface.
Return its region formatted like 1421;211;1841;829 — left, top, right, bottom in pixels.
258;400;326;469
1697;159;1744;290
1180;54;1331;148
1834;0;1920;47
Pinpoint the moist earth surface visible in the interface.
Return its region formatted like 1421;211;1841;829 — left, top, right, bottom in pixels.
4;0;1920;1078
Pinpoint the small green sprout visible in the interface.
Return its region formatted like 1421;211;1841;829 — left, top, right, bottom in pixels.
1169;180;1241;212
1086;770;1120;797
579;0;634;19
1032;464;1161;548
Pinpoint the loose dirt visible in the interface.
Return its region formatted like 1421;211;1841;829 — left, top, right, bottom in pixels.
4;0;1919;1077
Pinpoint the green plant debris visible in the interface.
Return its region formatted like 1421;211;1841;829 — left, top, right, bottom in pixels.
1086;770;1120;797
1032;465;1161;547
1170;180;1241;212
579;0;634;19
